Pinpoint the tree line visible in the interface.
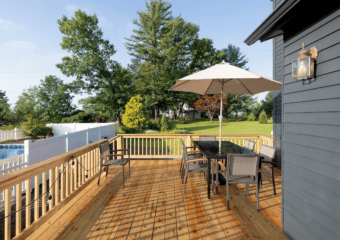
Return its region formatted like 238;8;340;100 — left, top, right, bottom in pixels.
0;0;273;128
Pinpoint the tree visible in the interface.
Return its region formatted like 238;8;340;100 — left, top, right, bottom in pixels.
14;86;42;121
78;65;134;125
223;94;257;122
21;116;51;138
261;91;273;118
259;110;268;124
57;10;133;125
37;75;76;122
193;94;227;123
251;102;263;120
0;90;12;125
122;95;149;130
218;44;248;69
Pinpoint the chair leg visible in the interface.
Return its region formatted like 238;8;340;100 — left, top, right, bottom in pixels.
129;160;131;178
272;166;276;195
181;168;185;183
180;158;183;172
260;170;263;186
256;182;260;211
98;166;102;186
106;166;109;178
245;184;249;196
122;164;124;188
183;171;189;194
226;182;230;210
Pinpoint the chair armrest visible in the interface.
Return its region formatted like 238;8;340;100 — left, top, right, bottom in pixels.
188;151;202;155
112;149;130;154
186;146;196;149
187;158;207;163
101;153;124;158
218;161;227;171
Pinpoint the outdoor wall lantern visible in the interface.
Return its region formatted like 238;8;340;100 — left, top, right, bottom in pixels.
292;42;318;80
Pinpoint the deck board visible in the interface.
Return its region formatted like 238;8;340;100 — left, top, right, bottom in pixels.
26;160;287;240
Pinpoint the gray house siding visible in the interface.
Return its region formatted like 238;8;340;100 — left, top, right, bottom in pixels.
273;0;284;169
281;8;340;240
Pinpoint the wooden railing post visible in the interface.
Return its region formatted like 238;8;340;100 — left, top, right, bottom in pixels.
186;135;191;147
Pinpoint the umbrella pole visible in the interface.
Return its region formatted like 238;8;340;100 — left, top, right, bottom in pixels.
219;88;223;154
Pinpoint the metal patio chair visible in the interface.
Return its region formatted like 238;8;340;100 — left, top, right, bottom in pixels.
259;144;277;195
244;139;255;151
218;153;260;210
181;140;209;194
98;140;130;187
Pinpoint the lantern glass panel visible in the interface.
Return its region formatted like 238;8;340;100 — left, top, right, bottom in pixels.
310;58;315;78
298;57;310;79
292;60;298;79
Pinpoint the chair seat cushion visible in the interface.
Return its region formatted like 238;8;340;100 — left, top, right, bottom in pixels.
102;159;129;166
186;162;208;172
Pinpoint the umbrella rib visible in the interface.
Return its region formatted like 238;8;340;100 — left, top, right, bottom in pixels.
237;79;254;95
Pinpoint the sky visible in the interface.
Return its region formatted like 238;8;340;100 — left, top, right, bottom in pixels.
0;0;274;111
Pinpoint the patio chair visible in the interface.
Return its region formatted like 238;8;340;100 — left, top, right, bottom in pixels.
244;139;250;149
179;139;203;173
259;144;276;195
245;140;255;151
181;140;209;194
98;140;130;187
218;153;260;210
180;139;204;180
199;136;216;141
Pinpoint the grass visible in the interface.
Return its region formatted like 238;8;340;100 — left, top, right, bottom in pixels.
174;118;273;136
119;118;273;136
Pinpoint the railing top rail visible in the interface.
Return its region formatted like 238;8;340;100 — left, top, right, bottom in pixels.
0;137;118;192
119;134;261;137
258;135;274;140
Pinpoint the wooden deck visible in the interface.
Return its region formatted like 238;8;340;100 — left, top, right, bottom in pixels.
26;160;287;240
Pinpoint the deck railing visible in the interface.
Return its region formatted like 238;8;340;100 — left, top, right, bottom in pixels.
0;136;118;240
115;134;273;159
0;134;273;239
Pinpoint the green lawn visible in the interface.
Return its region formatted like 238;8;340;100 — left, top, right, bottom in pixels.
174;118;273;136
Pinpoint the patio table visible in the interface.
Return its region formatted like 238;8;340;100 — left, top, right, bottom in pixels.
193;140;264;199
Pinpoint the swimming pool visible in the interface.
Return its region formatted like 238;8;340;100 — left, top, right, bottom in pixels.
0;145;24;160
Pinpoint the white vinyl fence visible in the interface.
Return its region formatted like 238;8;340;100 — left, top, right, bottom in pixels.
0;154;27;201
0;122;117;202
0;128;25;142
46;122;117;137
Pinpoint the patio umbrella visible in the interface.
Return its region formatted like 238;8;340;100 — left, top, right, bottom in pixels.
168;60;282;154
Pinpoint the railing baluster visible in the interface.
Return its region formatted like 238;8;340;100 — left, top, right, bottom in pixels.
70;159;74;193
49;168;55;209
82;154;85;183
16;183;22;235
66;161;70;197
5;188;11;240
42;172;47;214
74;158;78;191
55;167;60;205
78;156;82;187
34;175;39;221
26;179;31;228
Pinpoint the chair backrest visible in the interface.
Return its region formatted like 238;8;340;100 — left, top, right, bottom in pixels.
259;144;276;162
180;139;189;163
98;140;110;158
244;139;250;149
248;140;255;151
199;136;216;141
227;154;259;177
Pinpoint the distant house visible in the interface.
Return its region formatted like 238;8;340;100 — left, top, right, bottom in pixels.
245;0;340;239
163;103;201;119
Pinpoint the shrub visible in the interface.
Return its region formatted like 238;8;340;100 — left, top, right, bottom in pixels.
22;117;51;138
247;113;256;121
122;95;149;131
148;119;160;131
178;115;186;124
160;115;170;132
259;110;268;124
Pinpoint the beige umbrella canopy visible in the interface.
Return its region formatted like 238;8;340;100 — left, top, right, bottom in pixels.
169;61;282;154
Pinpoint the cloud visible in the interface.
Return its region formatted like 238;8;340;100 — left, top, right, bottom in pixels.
0;18;24;31
3;41;35;50
98;16;114;30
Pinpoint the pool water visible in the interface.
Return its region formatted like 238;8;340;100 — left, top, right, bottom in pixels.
0;145;24;160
